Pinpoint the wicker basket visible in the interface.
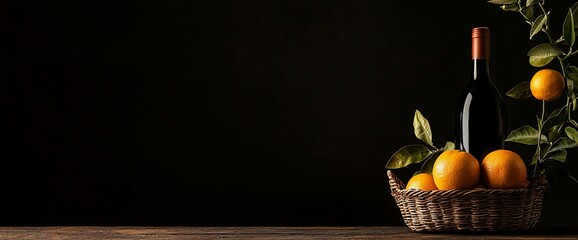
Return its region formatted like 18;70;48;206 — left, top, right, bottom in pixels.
387;170;548;232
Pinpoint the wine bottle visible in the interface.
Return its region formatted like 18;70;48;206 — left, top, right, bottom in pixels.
456;27;507;162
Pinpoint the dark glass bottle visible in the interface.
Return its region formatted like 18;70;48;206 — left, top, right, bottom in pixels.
456;27;507;162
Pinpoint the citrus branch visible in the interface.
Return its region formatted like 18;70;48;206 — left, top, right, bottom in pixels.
535;100;546;178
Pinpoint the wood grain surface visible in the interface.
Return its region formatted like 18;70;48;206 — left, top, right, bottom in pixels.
0;227;576;240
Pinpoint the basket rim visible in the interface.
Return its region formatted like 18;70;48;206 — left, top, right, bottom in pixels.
387;170;548;197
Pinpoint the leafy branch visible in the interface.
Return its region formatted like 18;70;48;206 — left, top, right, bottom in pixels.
385;110;455;175
489;0;578;182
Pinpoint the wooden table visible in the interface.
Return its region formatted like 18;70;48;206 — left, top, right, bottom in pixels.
0;226;577;239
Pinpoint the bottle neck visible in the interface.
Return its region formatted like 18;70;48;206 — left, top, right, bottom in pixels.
471;28;490;81
472;59;490;81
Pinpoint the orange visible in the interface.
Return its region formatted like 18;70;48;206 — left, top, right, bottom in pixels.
432;150;480;190
481;149;528;189
406;173;438;190
530;69;565;101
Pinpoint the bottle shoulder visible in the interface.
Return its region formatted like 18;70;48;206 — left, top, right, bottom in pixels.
462;77;501;93
457;80;505;105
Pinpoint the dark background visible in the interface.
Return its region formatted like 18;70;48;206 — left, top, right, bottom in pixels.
1;0;578;226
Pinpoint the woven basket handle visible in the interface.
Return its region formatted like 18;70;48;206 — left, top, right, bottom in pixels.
387;170;405;191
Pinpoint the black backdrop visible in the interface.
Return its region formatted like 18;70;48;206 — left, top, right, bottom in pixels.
1;0;578;226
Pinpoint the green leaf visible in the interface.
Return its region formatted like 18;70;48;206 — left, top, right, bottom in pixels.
530;147;545;165
526;0;538;7
501;4;520;12
564;8;575;46
546;149;567;162
505;125;548;145
506;81;533;99
565;126;578;143
542;106;567;131
549;137;578;152
572;2;578;27
487;0;517;4
522;6;534;21
530;14;547;39
420;151;441;174
527;43;564;67
548;126;563;143
567;66;578;96
529;57;555;68
530;157;536;166
532;143;568;164
443;141;455;151
386;144;432;169
568;65;578;75
530;56;556;67
413;110;434;147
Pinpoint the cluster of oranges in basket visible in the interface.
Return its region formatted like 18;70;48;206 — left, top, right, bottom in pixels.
406;149;528;191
